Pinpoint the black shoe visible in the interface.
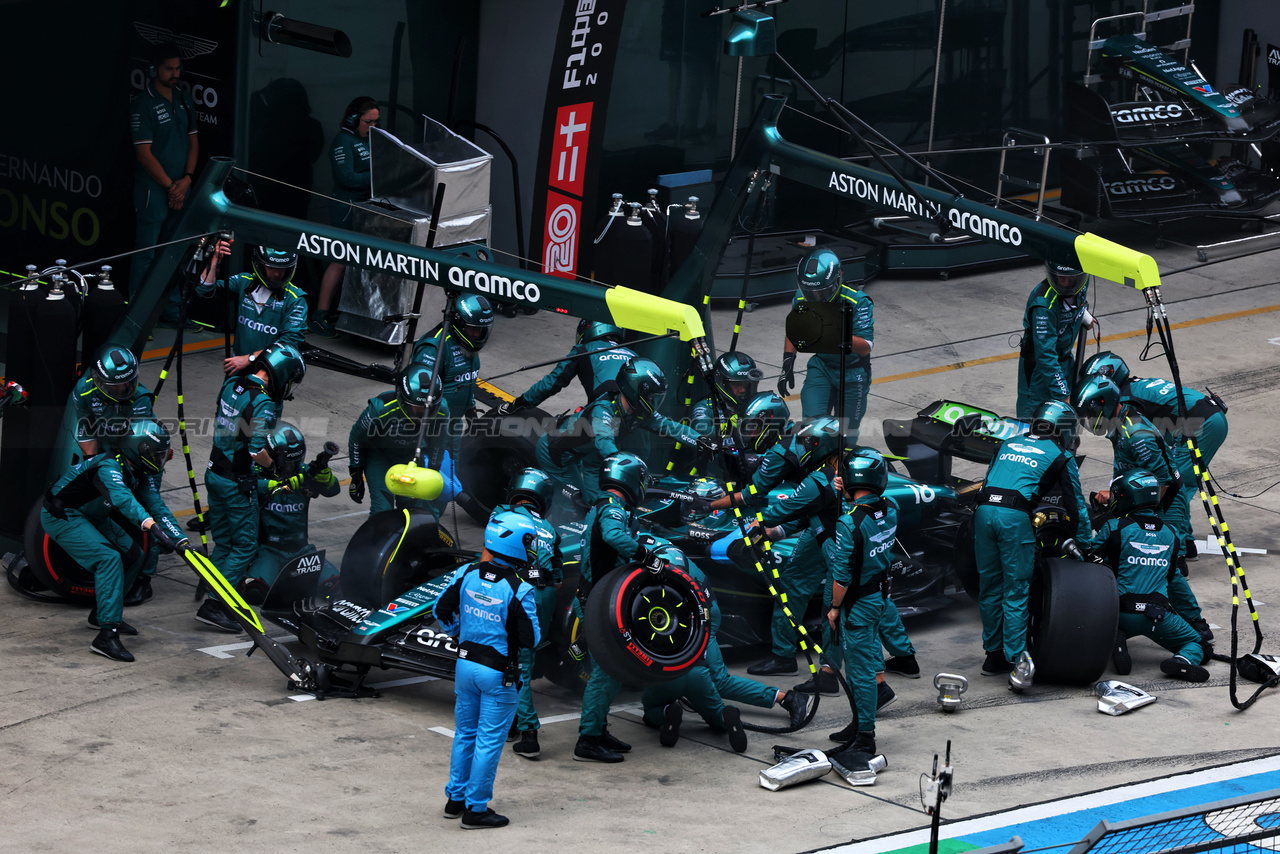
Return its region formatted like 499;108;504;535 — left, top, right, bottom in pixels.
723;706;748;753
195;599;243;633
513;730;541;758
1188;618;1214;643
852;730;877;755
981;651;1012;675
1161;655;1210;683
187;516;212;533
883;655;921;678
1184;538;1199;561
1113;633;1132;676
876;681;897;712
507;722;519;742
443;799;465;820
461;808;509;829
748;655;797;676
90;627;135;662
794;669;839;696
779;690;811;730
573;736;624;763
88;609;137;635
829;721;858;742
123;575;153;607
599;728;631;753
659;703;682;747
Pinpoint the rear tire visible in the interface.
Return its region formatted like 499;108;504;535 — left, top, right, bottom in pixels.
337;510;466;607
23;498;110;604
952;513;979;601
456;407;550;524
538;582;590;694
1030;557;1118;685
583;563;711;687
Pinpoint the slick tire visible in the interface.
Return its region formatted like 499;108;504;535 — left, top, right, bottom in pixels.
338;509;468;607
537;582;590;694
583;563;712;687
456;406;551;525
23;498;145;604
951;513;980;601
1031;557;1119;685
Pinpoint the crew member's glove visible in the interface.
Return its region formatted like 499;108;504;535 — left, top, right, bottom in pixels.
349;467;365;504
695;435;719;455
269;474;305;494
686;496;712;517
150;525;188;554
778;352;796;397
638;548;665;573
496;397;527;416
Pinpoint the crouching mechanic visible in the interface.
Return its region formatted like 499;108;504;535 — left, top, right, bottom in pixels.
196;240;308;375
203;341;305;632
824;449;898;752
348;363;452;517
536;357;712;504
1087;469;1211;682
434;511;540;830
42;419;188;661
974;401;1091;692
68;345;161;605
245;421;341;594
499;321;635;413
640;544;748;752
574;452;654;763
491;468;564;759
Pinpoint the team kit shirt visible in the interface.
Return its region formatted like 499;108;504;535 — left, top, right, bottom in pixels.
129;80;198;192
196;273;308;356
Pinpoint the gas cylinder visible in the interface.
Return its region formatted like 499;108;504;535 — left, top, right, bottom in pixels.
594;200;654;293
641;188;668;293
80;265;127;368
667;196;703;281
0;265;45;532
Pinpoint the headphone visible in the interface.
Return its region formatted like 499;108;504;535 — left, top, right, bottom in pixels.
342;111;359;131
342;96;378;131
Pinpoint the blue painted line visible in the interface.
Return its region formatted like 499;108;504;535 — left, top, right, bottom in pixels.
830;754;1280;853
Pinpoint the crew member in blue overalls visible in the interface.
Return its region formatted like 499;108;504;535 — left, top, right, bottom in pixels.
498;321;636;413
434;511;540;830
1087;469;1211;683
490;469;563;759
197;240;308;375
974;401;1091;692
777;249;874;443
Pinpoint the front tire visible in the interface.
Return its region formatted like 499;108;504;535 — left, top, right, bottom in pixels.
1030;557;1118;685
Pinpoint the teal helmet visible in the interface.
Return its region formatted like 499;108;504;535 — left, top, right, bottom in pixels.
797;247;842;303
795;416;842;469
259;342;306;401
599;451;649;506
738;392;792;452
616;357;667;415
507;467;555;516
840;446;888;494
396;362;441;422
713;351;763;409
1081;351;1130;387
1072;375;1121;436
252;246;298;289
682;477;726;524
1111;469;1161;514
1045;261;1088;297
1031;400;1081;450
118;417;172;475
266;420;306;478
451;294;494;351
577;320;623;345
90;345;139;402
484;509;540;568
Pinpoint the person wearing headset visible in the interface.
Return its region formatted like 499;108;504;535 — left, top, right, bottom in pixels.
129;41;200;328
311;95;380;338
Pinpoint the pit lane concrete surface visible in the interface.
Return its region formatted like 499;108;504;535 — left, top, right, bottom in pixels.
3;226;1279;854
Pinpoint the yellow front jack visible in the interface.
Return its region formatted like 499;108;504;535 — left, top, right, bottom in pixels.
385;461;444;501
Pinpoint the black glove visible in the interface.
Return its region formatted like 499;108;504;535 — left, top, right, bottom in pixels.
686;496;712;517
639;548;665;573
695;435;719;455
237;477;256;496
496;397;526;416
150;524;188;554
778;352;796;397
349;467;365;504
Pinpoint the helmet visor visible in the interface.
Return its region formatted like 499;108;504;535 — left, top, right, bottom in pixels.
99;377;137;402
456;323;491;350
400;399;426;421
1048;269;1087;296
799;280;839;303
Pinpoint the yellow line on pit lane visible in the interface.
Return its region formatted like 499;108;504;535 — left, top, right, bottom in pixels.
781;302;1280;398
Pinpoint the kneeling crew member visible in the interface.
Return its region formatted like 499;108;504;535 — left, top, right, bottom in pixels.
435;511;541;830
1087;469;1211;682
42;419;188;661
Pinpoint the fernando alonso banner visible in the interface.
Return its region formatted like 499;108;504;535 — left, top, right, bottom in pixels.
529;0;628;280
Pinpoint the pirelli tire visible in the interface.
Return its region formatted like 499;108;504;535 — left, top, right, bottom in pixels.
1030;557;1119;685
537;582;591;694
456;406;551;525
338;509;467;608
952;513;980;601
583;562;712;687
20;497;144;604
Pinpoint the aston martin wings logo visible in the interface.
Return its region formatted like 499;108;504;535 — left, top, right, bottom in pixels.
135;22;219;59
869;530;896;544
466;590;502;606
1132;542;1170;556
1006;443;1046;455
